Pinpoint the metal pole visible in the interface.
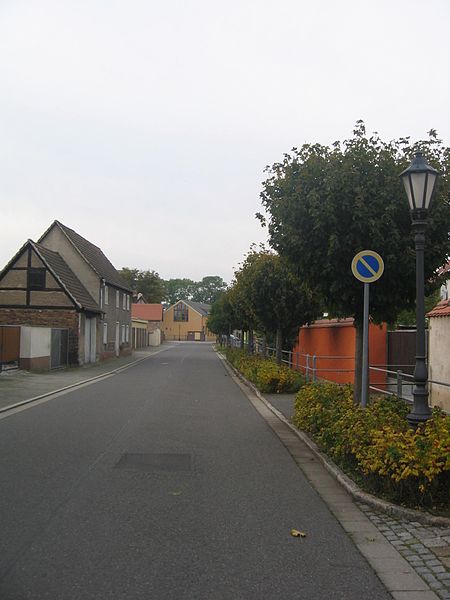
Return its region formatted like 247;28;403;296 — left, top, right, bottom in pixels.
361;283;370;408
408;218;432;426
397;370;403;399
312;355;317;382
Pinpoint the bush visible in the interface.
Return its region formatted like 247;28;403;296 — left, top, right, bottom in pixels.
293;382;450;510
224;348;305;393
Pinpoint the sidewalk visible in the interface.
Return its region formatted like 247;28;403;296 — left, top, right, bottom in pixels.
0;345;169;412
264;391;450;600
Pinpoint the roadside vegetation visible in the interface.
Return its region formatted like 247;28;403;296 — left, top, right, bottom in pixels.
293;383;450;512
221;347;450;513
222;347;305;393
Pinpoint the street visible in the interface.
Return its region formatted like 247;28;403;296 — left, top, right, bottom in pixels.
0;343;390;599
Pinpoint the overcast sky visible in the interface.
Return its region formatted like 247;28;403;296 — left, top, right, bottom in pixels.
1;0;449;284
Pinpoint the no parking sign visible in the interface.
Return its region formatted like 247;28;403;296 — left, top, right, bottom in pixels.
351;250;384;408
351;250;384;284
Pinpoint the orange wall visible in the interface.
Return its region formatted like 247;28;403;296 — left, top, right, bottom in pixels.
292;318;387;387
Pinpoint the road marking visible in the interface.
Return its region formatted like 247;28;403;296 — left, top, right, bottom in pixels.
0;346;172;419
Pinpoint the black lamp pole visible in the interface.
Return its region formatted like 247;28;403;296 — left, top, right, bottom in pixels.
399;152;439;427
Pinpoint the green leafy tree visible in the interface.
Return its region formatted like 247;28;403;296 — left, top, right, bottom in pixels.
164;278;196;306
191;276;227;304
258;123;450;399
119;268;140;291
119;268;166;303
232;251;318;363
207;292;238;340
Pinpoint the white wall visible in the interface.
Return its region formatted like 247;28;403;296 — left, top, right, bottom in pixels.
20;327;51;359
148;329;161;346
428;317;450;413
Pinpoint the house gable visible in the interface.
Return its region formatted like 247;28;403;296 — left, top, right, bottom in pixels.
38;221;132;294
0;241;101;313
0;242;76;310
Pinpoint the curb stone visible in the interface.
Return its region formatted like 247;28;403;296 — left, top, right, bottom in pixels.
0;348;169;415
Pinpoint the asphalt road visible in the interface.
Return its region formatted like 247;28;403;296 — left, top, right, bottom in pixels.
0;343;391;599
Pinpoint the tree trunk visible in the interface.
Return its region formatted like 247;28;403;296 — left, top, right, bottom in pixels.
248;330;254;354
262;336;267;358
275;327;283;365
240;330;245;349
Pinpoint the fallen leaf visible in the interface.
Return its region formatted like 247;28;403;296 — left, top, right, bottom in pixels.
290;529;306;538
170;491;182;496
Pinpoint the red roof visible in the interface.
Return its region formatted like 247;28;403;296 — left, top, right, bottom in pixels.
427;299;450;318
132;303;163;321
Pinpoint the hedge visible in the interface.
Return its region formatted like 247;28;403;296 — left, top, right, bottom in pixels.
223;347;305;394
293;382;450;510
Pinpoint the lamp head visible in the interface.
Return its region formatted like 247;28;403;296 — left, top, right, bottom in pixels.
399;152;439;215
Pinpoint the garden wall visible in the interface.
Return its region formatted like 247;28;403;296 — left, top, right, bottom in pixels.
292;318;387;387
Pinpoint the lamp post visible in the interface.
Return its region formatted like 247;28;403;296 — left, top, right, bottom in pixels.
399;152;439;427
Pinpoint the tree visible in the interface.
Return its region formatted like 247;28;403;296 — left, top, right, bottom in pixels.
119;268;166;303
119;268;140;291
164;278;196;306
191;276;227;304
207;292;238;340
232;250;318;363
258;123;450;400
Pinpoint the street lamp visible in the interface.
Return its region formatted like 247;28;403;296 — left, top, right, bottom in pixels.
399;152;439;427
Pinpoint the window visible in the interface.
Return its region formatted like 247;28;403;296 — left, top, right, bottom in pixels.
123;294;127;310
126;295;130;311
173;302;189;322
104;286;109;305
103;322;108;344
125;325;129;343
28;268;46;290
121;324;125;343
116;290;120;308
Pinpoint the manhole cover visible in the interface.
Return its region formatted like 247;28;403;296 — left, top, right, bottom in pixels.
114;453;192;472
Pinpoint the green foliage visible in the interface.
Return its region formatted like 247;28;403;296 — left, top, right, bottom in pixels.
165;278;196;306
293;383;450;509
191;276;227;304
259;122;450;326
207;292;238;336
165;276;227;306
120;268;166;303
396;289;442;327
229;250;318;360
225;348;305;393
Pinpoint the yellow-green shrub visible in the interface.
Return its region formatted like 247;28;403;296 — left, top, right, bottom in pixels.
293;383;450;509
225;348;305;393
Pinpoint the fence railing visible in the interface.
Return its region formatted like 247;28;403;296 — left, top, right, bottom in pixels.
237;340;450;407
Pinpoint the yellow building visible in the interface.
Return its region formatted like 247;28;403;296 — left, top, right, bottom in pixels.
163;300;215;341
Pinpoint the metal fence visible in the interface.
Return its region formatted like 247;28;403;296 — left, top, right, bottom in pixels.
239;340;450;409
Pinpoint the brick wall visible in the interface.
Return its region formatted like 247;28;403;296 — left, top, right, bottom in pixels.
0;308;80;365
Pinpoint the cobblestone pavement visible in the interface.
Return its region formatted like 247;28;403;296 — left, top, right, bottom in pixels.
358;503;450;599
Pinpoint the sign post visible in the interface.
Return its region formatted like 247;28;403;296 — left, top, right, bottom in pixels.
351;251;384;407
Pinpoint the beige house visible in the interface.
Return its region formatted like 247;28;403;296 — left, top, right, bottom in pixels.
163;300;215;342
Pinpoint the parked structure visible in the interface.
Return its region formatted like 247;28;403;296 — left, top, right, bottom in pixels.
163;300;215;341
131;303;163;348
0;221;132;370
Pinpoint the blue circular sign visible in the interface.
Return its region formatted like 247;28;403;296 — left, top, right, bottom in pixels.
351;250;384;283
